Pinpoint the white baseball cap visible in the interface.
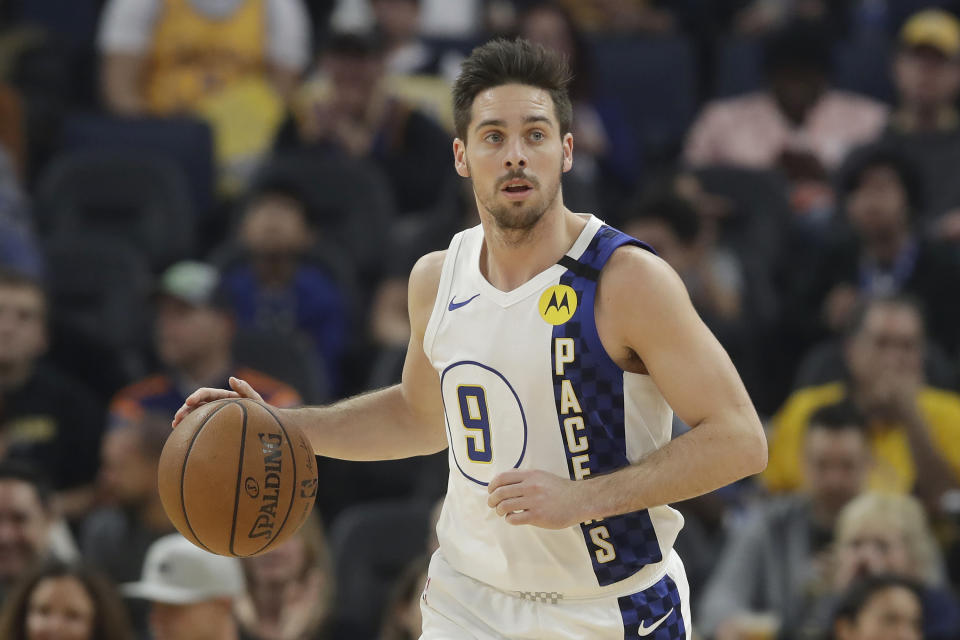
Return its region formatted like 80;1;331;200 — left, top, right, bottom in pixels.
122;534;245;604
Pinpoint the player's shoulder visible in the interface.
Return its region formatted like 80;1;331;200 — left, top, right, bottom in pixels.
600;243;684;305
409;250;446;302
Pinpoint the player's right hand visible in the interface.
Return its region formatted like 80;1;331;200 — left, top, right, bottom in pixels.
171;377;265;428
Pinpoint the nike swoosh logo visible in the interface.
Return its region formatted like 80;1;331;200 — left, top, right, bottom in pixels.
448;294;480;311
637;608;673;636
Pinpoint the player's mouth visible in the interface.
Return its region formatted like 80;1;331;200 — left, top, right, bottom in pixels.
501;179;534;200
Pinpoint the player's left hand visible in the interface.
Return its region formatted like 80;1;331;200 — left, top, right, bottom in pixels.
487;470;591;529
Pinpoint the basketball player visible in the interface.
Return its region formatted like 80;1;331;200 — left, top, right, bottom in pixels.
175;39;767;638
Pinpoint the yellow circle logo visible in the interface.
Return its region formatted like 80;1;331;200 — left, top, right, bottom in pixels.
538;285;578;325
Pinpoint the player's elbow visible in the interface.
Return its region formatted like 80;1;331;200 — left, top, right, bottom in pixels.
740;418;768;477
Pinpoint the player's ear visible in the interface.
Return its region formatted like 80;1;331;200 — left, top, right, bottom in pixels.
453;138;470;178
561;132;574;173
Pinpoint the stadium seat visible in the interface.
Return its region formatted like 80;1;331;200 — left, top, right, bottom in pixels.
35;149;196;269
232;328;330;404
589;35;698;161
834;32;895;103
60;114;215;217
714;36;764;99
714;34;895;102
13;0;101;46
328;499;434;637
43;233;151;380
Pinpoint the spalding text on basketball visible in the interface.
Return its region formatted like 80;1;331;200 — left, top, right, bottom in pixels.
247;433;283;539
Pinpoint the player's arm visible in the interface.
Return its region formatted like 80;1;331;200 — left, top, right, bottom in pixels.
489;247;767;528
173;252;449;460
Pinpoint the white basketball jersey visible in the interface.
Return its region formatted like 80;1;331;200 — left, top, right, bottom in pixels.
423;215;684;598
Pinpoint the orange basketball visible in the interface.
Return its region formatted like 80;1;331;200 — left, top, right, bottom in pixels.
157;398;317;557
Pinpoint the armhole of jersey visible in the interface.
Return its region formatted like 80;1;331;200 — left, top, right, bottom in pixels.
422;232;465;361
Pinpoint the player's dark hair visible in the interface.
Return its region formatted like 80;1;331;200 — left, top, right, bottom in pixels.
843;293;926;341
0;461;53;511
0;559;134;640
830;574;922;635
625;193;701;246
807;400;867;435
452;38;573;142
838;142;924;215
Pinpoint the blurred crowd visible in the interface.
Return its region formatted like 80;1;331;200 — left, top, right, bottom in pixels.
3;0;960;638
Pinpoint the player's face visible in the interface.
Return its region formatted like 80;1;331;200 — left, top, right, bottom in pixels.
454;84;573;234
0;481;49;584
835;586;922;640
25;576;96;640
149;600;230;640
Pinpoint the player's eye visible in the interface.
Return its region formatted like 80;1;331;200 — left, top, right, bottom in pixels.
484;132;503;144
529;130;545;141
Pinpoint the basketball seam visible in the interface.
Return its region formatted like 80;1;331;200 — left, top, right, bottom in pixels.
228;402;249;557
251;402;299;556
180;400;237;553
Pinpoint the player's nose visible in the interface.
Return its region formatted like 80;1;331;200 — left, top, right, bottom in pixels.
503;138;528;169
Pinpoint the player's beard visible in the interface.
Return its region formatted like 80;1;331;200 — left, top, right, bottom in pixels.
472;159;563;234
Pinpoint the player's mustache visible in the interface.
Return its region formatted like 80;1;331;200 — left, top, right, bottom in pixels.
496;170;539;190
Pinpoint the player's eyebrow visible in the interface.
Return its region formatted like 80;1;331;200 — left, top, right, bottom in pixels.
474;115;553;132
523;115;552;126
475;118;506;132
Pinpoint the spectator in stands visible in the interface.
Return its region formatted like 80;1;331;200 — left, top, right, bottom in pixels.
220;183;349;395
98;0;311;115
766;295;960;514
797;143;960;353
123;533;248;640
830;575;923;640
235;513;333;640
0;462;58;605
881;9;960;236
0;559;133;640
330;0;483;39
276;32;452;216
698;401;871;639
81;412;174;637
722;0;849;38
109;261;300;426
685;22;886;218
369;0;457;78
518;2;640;189
0;148;40;278
553;0;676;33
815;492;959;640
622;192;744;324
0;269;103;517
98;0;313;192
378;554;429;640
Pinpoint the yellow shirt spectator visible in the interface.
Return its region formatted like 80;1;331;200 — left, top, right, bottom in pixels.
764;381;960;494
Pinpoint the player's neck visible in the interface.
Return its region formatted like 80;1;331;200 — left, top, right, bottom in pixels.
479;206;586;291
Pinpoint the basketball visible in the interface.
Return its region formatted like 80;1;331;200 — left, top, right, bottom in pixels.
157;398;317;557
